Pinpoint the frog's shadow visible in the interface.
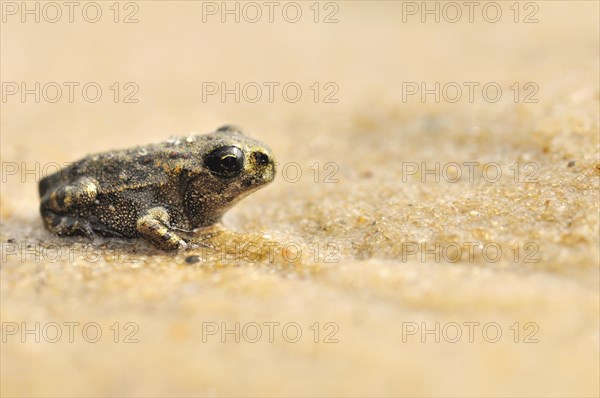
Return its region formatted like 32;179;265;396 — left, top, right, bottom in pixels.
36;227;284;263
35;234;164;256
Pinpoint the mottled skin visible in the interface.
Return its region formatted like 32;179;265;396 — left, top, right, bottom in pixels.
39;126;276;250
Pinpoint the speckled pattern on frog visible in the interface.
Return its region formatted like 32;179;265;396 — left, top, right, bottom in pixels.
38;126;276;250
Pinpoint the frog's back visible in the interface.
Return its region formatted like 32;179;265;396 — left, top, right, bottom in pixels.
39;142;173;198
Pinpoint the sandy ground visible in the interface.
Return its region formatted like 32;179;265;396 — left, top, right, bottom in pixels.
1;1;599;397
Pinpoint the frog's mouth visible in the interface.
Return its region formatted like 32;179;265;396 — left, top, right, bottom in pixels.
242;176;267;189
243;165;275;188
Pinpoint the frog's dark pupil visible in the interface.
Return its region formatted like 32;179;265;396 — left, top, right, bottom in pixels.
254;152;269;166
205;146;245;177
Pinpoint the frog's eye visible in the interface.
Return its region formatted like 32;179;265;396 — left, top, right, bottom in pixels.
205;146;245;177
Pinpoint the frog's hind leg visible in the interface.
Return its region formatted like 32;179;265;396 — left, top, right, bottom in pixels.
40;176;99;239
41;176;99;213
40;208;95;239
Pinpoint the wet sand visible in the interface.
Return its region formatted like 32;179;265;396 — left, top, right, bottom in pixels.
1;2;599;396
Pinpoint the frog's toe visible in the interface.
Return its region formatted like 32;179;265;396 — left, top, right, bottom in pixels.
41;209;95;239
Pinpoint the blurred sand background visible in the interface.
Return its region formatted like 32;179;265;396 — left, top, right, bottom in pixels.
1;1;599;396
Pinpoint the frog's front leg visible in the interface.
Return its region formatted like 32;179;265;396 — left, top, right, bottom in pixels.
136;207;188;251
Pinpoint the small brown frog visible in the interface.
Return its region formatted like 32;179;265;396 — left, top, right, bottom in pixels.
39;125;275;250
